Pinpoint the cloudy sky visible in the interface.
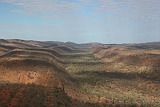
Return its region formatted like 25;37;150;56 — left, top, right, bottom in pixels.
0;0;160;43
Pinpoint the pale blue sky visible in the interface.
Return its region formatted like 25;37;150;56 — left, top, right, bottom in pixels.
0;0;160;43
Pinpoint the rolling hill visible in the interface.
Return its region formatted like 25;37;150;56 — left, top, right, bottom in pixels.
0;39;160;107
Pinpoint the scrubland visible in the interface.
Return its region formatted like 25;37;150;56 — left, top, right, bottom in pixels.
0;39;159;107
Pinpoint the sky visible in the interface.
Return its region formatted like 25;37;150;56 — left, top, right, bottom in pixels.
0;0;160;44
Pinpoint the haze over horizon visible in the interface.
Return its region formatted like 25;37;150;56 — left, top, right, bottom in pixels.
0;0;160;44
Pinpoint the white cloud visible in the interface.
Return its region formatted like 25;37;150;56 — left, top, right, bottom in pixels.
0;0;160;21
0;0;84;15
76;0;160;21
96;0;160;20
11;9;37;15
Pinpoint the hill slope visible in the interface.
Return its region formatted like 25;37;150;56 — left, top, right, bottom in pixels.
0;39;160;107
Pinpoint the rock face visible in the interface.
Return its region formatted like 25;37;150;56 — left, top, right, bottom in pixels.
1;70;39;84
0;64;63;87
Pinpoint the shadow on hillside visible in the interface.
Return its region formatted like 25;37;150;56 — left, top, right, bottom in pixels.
11;42;39;48
0;59;66;74
72;70;160;85
0;50;25;58
0;45;17;50
0;48;91;64
64;61;106;65
127;45;160;50
26;48;64;57
24;48;88;58
71;71;136;85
